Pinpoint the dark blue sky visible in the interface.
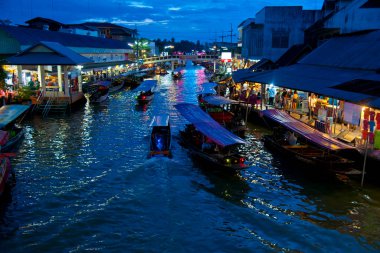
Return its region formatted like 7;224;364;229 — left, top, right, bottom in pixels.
1;0;324;42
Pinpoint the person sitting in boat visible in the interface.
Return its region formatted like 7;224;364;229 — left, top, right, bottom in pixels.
286;131;298;145
202;137;215;152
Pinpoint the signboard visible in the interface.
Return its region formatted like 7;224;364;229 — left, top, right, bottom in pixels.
344;102;361;126
221;52;232;60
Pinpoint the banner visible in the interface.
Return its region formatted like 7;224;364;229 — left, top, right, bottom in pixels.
343;102;361;126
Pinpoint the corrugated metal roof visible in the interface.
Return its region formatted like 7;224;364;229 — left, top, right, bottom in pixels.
0;25;131;50
6;41;93;65
300;30;380;71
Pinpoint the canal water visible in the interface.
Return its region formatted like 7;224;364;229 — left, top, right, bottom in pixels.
1;63;380;252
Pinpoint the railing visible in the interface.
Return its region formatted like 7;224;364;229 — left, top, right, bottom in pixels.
143;55;219;64
42;97;53;118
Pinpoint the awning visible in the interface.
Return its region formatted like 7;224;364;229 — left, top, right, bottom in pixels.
0;105;30;128
175;103;247;147
203;95;239;106
232;69;252;83
244;64;380;108
150;114;170;127
262;109;355;151
134;80;157;92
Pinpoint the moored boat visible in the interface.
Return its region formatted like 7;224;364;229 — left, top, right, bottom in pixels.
89;84;109;103
175;103;249;173
0;155;12;197
262;109;359;173
200;95;246;136
0;105;30;152
148;114;172;158
134;80;157;105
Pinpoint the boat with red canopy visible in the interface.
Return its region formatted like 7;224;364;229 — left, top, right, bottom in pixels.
134;80;157;105
175;103;249;173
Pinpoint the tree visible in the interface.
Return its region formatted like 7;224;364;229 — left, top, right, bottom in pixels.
130;38;151;59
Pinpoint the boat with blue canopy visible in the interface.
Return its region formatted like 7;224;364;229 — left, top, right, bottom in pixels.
262;109;359;171
0;105;30;152
175;103;249;172
134;80;157;105
148;114;172;158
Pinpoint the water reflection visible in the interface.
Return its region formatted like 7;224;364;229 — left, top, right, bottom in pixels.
0;63;379;252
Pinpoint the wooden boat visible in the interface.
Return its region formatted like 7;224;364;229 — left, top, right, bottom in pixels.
91;80;124;94
0;105;30;152
172;68;182;79
123;75;142;89
89;83;109;103
108;78;125;93
199;94;246;136
160;68;168;75
0;155;12;197
175;103;249;173
155;67;168;75
134;80;157;105
148;114;172;158
262;109;358;172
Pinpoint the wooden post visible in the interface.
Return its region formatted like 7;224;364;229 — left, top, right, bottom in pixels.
16;65;23;88
361;134;369;187
37;65;46;94
58;65;63;92
64;66;69;97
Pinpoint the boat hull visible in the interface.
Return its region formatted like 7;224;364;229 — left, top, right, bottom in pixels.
137;94;154;105
263;135;356;172
0;157;11;196
1;125;25;152
179;131;248;173
109;83;124;93
90;93;109;103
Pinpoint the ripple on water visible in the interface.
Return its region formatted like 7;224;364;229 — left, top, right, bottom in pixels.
1;64;380;252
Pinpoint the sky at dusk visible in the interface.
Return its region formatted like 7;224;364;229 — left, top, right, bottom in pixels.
1;0;324;42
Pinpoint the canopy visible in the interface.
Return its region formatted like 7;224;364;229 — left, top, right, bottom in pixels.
262;109;355;151
175;103;247;147
134;80;157;92
0;105;30;128
150;114;170;127
203;95;239;106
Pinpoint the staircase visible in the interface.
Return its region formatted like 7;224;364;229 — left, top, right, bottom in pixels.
33;97;70;117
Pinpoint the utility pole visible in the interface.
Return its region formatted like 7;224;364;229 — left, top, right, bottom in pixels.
219;33;228;43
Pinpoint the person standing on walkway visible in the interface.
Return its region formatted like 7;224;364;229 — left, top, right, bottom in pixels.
269;86;275;106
